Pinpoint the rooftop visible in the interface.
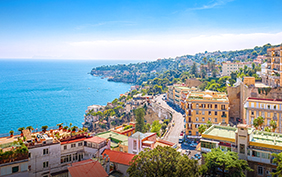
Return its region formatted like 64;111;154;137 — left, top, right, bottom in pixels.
85;136;107;144
203;125;237;141
96;131;128;147
186;90;228;101
68;159;108;177
247;97;282;103
130;132;156;140
102;149;135;166
251;130;282;148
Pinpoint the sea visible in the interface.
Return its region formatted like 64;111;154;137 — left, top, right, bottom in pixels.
0;59;135;135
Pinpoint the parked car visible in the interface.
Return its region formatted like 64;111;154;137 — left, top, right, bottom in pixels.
185;150;191;155
184;142;189;146
194;154;201;160
190;142;198;147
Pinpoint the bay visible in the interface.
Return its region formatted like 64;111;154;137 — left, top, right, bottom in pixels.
0;59;134;135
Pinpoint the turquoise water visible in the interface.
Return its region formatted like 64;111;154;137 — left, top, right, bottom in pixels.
0;59;133;135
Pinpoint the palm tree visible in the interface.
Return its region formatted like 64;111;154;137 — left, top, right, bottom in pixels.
270;120;277;132
57;123;63;129
253;116;264;130
26;126;34;132
264;127;271;132
9;130;14;137
72;126;78;132
203;57;207;64
18;127;25;133
41;125;48;133
198;124;207;134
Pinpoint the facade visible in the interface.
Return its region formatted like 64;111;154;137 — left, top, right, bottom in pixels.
244;97;282;132
185;90;229;136
111;122;136;137
167;85;191;109
96;131;129;153
222;61;251;76
128;132;176;154
0;159;29;177
199;124;281;177
262;46;282;87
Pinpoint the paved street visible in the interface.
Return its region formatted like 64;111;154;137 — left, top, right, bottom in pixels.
155;94;184;144
154;94;201;164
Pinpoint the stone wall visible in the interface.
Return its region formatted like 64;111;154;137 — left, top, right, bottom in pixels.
185;78;203;88
227;85;241;120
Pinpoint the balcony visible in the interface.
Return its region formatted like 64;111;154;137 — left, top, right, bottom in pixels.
221;114;227;118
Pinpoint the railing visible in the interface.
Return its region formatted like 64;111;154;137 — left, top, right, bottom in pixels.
221;114;227;118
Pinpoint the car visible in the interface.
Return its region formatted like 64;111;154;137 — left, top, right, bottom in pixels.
191;156;197;160
185;150;191;155
190;143;198;147
184;142;189;146
194;154;201;160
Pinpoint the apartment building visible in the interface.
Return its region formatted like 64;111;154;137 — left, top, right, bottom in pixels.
185;90;229;136
128;132;176;154
244;97;282;132
96;131;129;153
111;122;136;137
167;85;191;109
199;124;280;177
222;61;251;76
262;46;282;87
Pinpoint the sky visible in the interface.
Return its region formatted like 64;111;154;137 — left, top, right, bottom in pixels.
0;0;282;60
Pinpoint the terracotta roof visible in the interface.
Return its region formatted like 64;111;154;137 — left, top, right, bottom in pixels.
68;159;108;177
156;139;175;146
61;137;86;145
85;136;107;144
102;150;135;166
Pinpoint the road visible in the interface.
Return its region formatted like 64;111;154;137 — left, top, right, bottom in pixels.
155;94;202;164
155;94;184;144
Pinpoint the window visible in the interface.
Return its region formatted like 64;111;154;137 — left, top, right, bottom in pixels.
208;118;211;121
202;111;205;115
43;148;48;155
268;105;271;109
222;119;225;123
196;117;199;121
202;117;205;122
261;152;270;159
133;140;137;150
252;151;260;157
215;104;217;109
73;153;78;161
251;111;254;115
196;104;199;108
258;166;263;175
43;161;49;168
202;104;205;108
196;110;199;114
71;144;76;148
214;118;217;122
239;144;245;154
274;105;277;109
208;111;211;115
61;155;72;163
261;112;265;118
120;147;123;152
12;166;19;173
78;142;82;146
28;153;31;158
221;105;225;110
267;112;271;117
215;111;217;115
267;119;270;126
64;145;67;150
195;124;199;128
251;117;254;124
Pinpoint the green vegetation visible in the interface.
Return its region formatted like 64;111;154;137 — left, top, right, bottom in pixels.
127;146;200;177
271;152;282;176
201;148;253;177
253;116;264;130
134;108;145;132
123;125;133;131
150;120;162;136
0;139;29;164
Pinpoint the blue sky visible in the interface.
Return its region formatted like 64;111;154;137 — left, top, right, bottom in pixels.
1;0;282;60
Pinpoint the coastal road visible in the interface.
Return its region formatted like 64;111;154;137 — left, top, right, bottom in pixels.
155;94;184;144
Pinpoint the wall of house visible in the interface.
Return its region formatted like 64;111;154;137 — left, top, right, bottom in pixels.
0;160;28;177
28;143;62;177
116;163;130;177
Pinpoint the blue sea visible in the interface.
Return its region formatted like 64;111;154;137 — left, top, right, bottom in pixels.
0;59;134;135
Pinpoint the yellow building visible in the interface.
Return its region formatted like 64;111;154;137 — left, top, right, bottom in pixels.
262;46;282;87
185;90;229;136
244;97;282;132
167;85;191;109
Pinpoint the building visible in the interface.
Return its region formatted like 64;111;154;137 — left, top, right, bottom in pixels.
102;150;136;176
262;46;282;87
185;90;229;136
167;85;191;109
222;61;251;76
185;78;203;88
83;105;104;130
244;97;282;132
96;131;129;153
199;124;281;177
128;132;176;154
111;122;136;137
68;159;108;177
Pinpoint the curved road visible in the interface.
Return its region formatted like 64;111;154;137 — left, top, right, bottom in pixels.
155;94;184;144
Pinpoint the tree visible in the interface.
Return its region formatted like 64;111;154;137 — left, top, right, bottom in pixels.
270;120;277;132
198;124;207;134
18;127;25;133
201;148;253;177
206;120;212;128
203;57;207;64
272;152;282;176
26;126;34;132
134;108;145;132
212;69;218;77
127;146;200;177
200;68;207;79
190;62;198;77
41;125;48;133
253;116;264;130
151;120;162;136
264;127;271;132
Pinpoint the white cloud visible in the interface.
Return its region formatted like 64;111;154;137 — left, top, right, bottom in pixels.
187;0;234;11
1;31;282;60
